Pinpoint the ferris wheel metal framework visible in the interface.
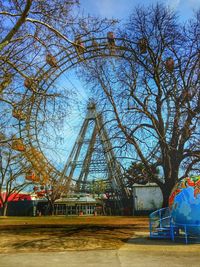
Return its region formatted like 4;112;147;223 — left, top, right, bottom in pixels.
10;35;137;208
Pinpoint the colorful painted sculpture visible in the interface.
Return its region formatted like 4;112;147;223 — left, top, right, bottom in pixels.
169;175;200;234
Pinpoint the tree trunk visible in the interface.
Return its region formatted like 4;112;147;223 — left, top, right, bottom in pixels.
3;202;8;216
160;181;175;208
162;190;170;208
51;202;55;215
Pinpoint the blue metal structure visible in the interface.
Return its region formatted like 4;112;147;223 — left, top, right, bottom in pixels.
171;222;200;244
149;208;200;244
149;207;172;239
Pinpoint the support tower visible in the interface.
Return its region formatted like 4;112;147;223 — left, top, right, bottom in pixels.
62;102;131;214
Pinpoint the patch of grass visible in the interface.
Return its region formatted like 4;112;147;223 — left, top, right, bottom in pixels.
0;215;149;227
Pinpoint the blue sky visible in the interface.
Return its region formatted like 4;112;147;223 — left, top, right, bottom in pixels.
52;0;200;168
80;0;200;21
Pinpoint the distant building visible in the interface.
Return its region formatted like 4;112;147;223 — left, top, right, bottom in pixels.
0;192;32;207
0;184;163;216
132;183;163;214
54;194;101;215
0;191;48;216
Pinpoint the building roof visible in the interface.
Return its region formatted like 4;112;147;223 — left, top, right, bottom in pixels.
55;195;97;204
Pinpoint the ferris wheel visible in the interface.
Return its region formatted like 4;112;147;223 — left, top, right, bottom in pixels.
4;32;143;187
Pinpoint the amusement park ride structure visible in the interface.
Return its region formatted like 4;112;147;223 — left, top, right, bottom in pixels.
3;32;144;213
61;101;132;213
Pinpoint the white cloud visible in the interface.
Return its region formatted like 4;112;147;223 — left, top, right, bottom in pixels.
167;0;181;10
93;0;136;19
187;0;200;9
166;0;200;11
81;0;199;22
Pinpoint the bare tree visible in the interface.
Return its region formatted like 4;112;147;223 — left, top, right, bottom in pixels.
0;145;32;216
125;162;160;186
0;0;79;142
80;4;200;206
0;0;116;167
32;174;69;215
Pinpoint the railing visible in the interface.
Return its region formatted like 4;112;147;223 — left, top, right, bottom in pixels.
149;207;172;239
171;222;200;244
149;208;200;244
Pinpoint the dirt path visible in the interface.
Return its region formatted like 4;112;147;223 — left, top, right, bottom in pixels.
0;246;200;267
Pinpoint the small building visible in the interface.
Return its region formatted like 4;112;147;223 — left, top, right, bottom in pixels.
0;192;32;206
132;183;163;215
54;194;100;215
0;191;48;216
3;199;48;216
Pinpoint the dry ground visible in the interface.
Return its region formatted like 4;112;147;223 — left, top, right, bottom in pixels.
1;216;200;257
0;216;148;253
1;216;200;267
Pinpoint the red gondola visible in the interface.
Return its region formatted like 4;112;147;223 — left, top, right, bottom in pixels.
165;57;174;72
12;108;26;120
138;38;147;54
46;53;58;68
107;32;116;55
33;186;39;191
74;37;85;54
0;73;12;92
26;170;36;181
107;32;115;46
11;139;25;152
92;39;99;53
24;77;37;92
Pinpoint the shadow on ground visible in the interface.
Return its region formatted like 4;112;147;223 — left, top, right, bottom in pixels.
0;225;147;252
